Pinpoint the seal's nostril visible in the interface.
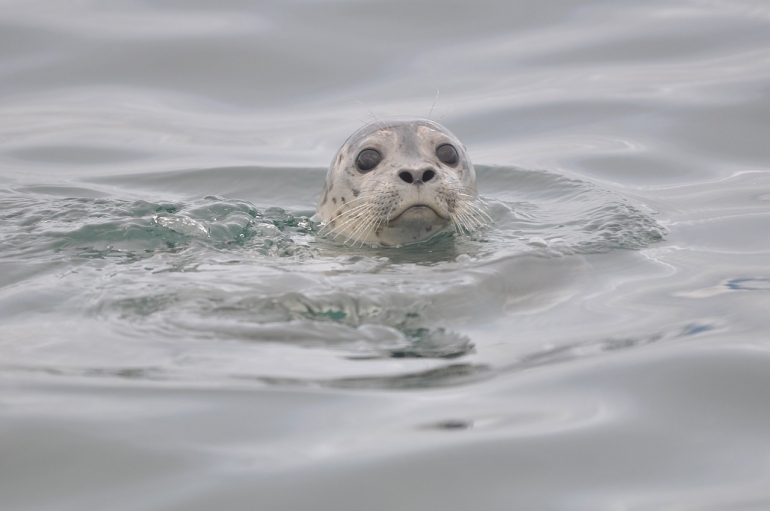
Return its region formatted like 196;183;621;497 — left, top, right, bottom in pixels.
399;171;414;184
422;170;436;183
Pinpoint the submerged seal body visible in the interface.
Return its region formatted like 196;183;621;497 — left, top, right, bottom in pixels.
317;117;487;247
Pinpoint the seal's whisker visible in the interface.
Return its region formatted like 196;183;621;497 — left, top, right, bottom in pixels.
438;106;454;121
428;89;440;120
343;208;379;245
327;207;374;239
453;191;480;202
446;181;476;193
385;203;396;224
467;201;493;225
347;213;375;244
462;196;494;223
356;220;375;246
328;187;399;244
354;100;378;121
330;215;369;240
450;215;464;235
342;223;368;244
449;191;493;226
464;203;489;228
449;208;467;233
322;196;370;221
464;214;479;233
320;201;373;235
454;203;484;233
334;207;376;240
328;202;371;225
456;211;474;233
456;203;486;228
350;213;380;246
359;217;382;247
450;188;486;207
453;218;469;235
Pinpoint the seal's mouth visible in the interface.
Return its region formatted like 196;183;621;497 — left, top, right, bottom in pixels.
387;205;448;225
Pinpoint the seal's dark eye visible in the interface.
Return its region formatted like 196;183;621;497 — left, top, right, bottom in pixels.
436;144;458;165
356;149;381;172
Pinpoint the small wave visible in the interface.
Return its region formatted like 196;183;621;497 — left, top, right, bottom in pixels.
0;191;318;263
0;166;667;386
477;166;666;256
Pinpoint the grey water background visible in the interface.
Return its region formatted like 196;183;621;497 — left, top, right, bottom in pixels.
1;0;770;509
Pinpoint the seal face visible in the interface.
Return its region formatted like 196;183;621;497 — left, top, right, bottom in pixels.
317;117;489;246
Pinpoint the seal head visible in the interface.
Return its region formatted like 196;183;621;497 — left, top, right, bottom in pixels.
317;117;486;246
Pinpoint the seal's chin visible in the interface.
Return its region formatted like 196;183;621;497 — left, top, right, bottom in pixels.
384;206;451;244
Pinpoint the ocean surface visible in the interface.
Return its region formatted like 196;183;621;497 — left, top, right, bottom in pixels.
2;1;770;509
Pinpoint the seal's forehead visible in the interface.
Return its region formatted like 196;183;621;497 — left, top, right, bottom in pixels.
345;116;459;145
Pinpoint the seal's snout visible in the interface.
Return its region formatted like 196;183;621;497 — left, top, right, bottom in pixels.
397;168;437;185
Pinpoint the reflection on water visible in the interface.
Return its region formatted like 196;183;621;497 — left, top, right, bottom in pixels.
1;0;770;509
727;278;770;292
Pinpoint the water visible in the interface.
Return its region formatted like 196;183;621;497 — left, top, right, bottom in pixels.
1;1;769;509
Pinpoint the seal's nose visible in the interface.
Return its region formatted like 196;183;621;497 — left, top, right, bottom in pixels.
398;168;436;184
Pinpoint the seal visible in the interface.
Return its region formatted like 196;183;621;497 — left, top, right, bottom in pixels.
316;117;490;247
